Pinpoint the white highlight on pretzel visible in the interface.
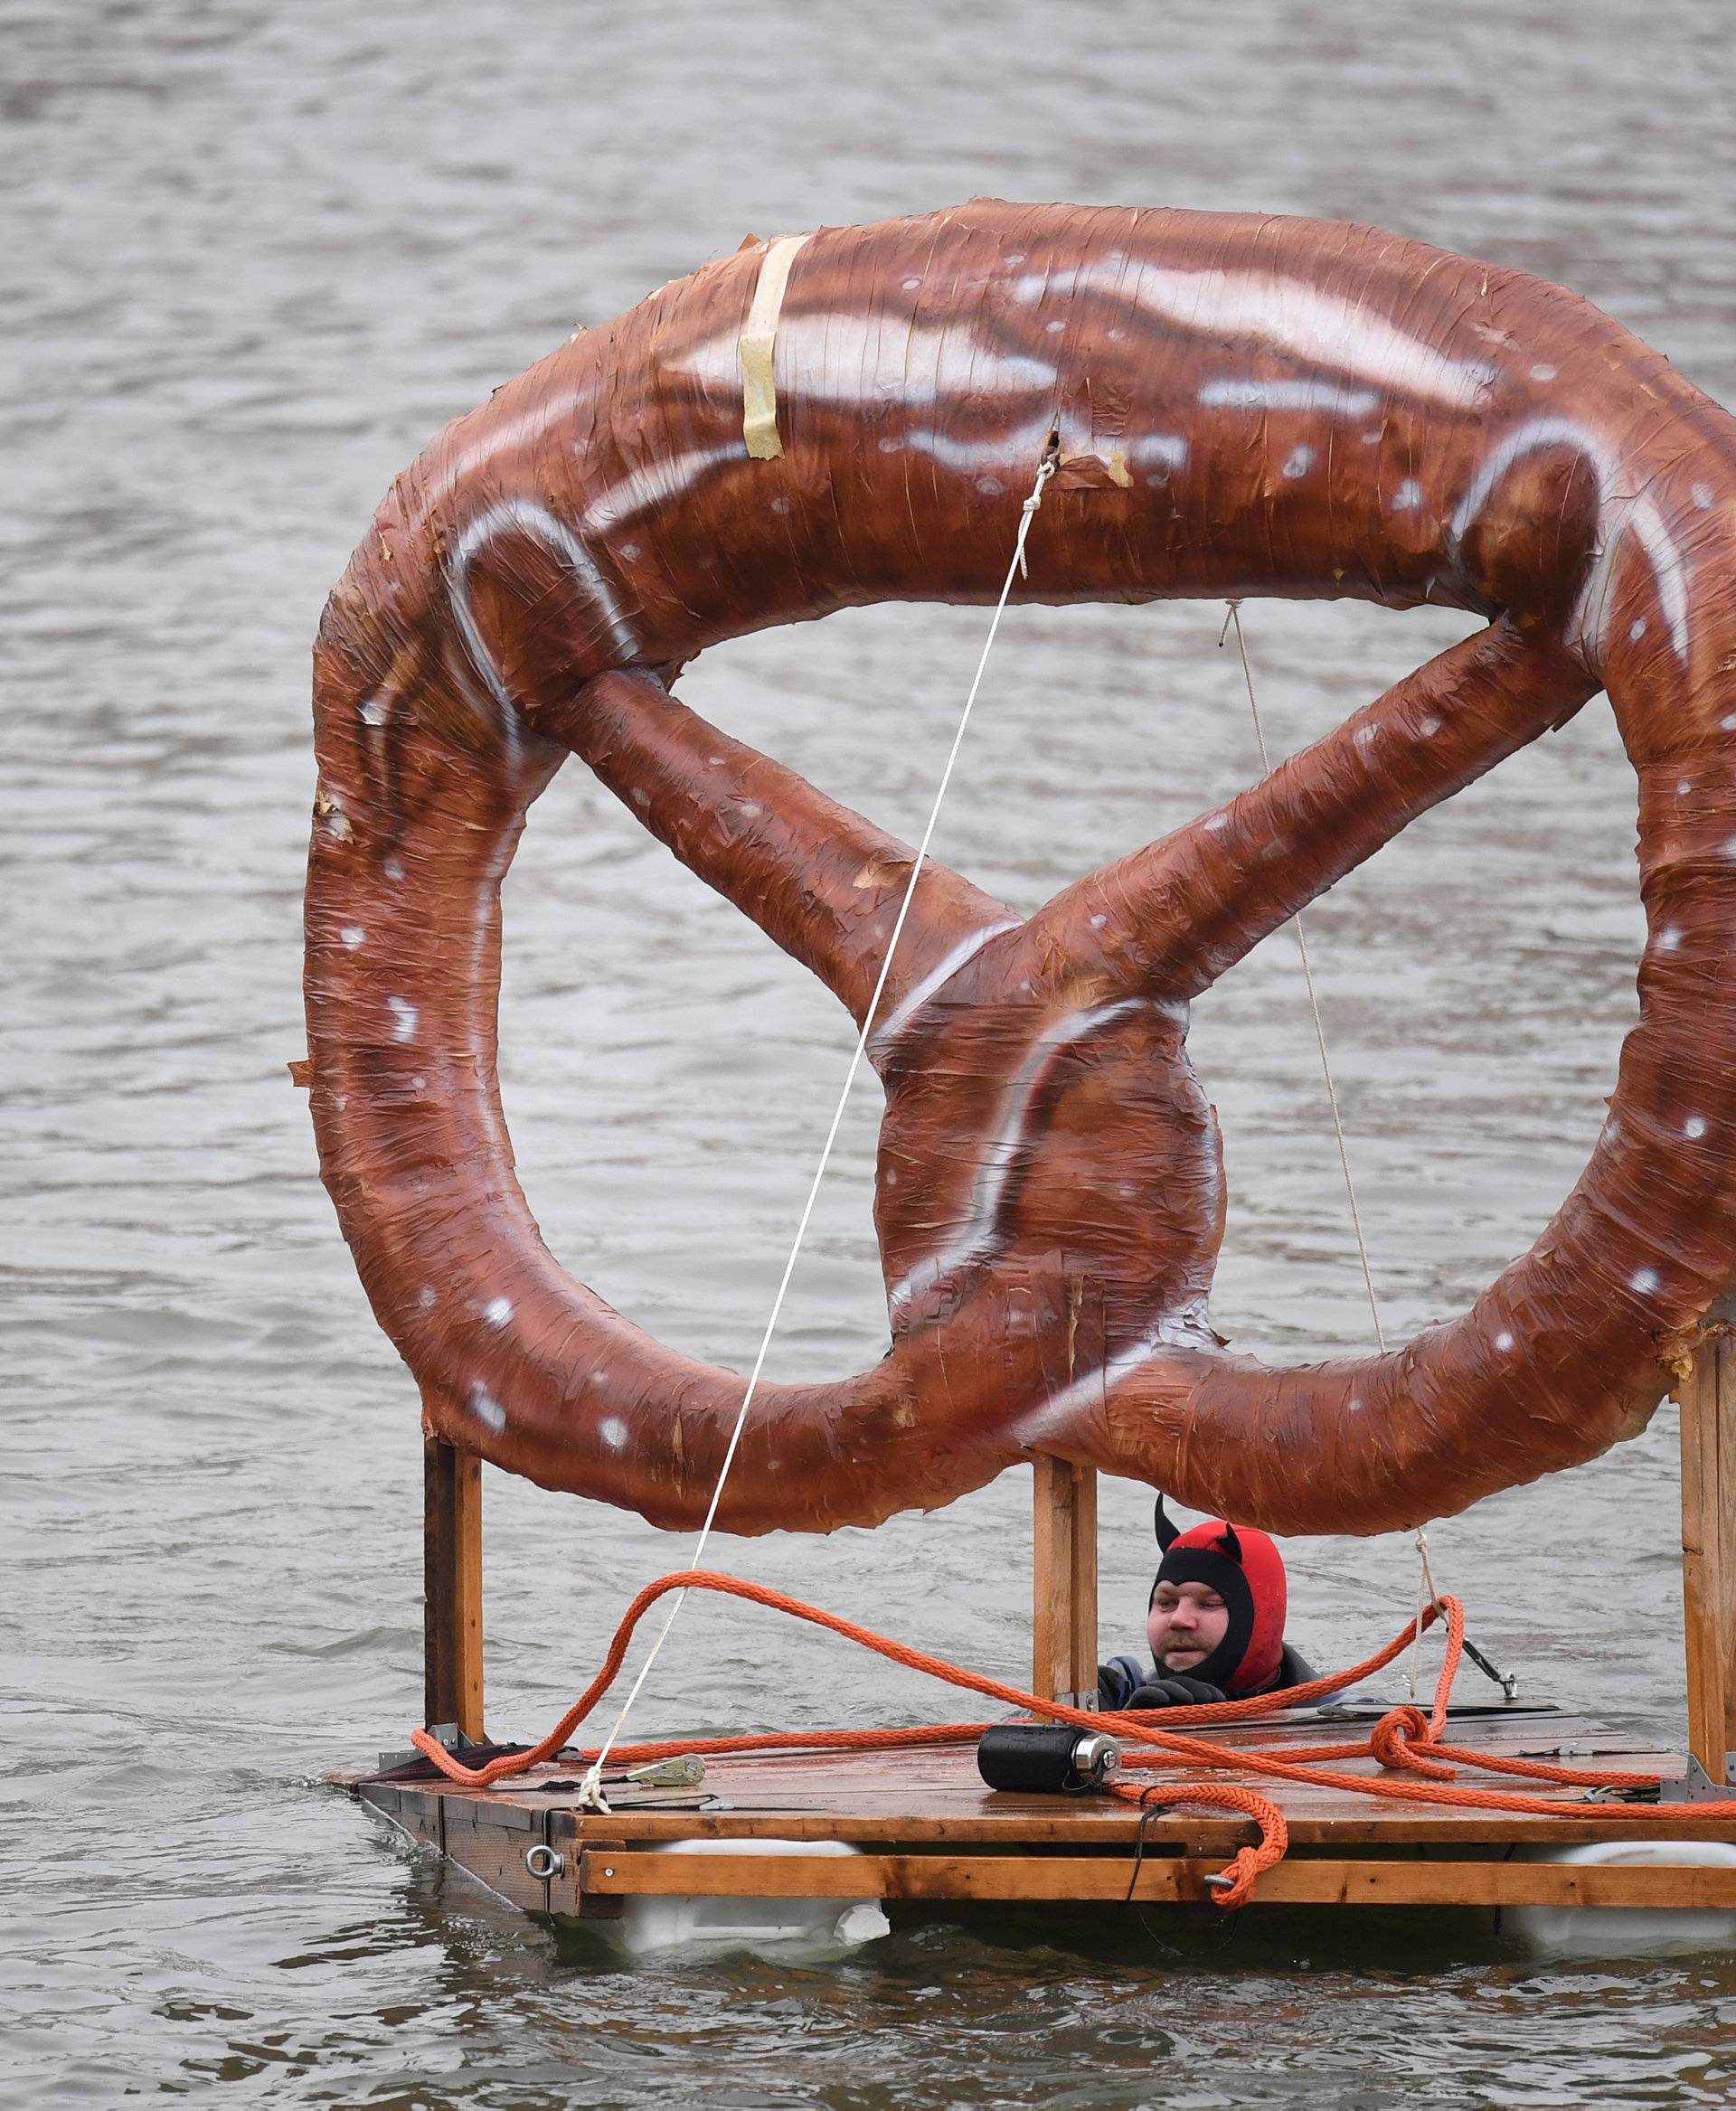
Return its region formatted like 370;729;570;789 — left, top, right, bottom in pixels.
1201;376;1381;417
867;919;1022;1060
887;996;1193;1319
674;316;1060;407
1448;415;1690;664
1021;260;1501;410
448;499;640;725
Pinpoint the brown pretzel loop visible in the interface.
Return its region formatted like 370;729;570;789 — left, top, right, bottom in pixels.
307;202;1736;1534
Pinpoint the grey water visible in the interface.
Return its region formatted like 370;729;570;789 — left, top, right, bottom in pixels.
6;0;1736;2102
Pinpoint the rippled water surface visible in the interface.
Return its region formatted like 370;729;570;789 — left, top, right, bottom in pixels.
8;2;1736;2103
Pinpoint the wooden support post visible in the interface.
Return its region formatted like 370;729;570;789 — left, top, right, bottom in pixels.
1679;1343;1736;1783
424;1435;486;1742
1032;1457;1098;1703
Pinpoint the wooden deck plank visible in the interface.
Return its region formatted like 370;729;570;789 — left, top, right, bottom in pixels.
353;1780;1736;1918
411;1727;1639;1798
576;1848;1736;1909
355;1763;1736;1853
343;1701;1735;1892
550;1808;1736;1849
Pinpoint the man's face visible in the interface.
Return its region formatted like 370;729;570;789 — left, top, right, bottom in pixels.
1147;1579;1229;1673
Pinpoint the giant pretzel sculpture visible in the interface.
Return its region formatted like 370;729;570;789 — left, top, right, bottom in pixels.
307;202;1736;1536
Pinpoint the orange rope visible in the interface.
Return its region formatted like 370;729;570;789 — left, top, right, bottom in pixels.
406;1571;1736;1907
1109;1780;1291;1907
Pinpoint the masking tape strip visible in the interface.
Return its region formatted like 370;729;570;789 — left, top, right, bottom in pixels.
741;233;811;461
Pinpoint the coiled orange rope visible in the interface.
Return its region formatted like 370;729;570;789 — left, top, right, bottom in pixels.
407;1572;1736;1908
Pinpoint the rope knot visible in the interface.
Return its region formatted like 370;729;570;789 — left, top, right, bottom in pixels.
1370;1704;1456;1779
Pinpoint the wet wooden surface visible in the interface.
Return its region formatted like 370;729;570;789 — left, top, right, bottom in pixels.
574;1849;1736;1909
339;1701;1736;1860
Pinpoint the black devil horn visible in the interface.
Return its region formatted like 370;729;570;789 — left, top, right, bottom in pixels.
1154;1495;1181;1552
1215;1522;1244;1563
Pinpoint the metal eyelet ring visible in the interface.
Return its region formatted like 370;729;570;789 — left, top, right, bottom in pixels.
524;1842;564;1880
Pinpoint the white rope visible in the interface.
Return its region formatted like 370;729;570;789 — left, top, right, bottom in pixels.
573;448;1060;1810
1220;601;1439;1697
1222;603;1385;1356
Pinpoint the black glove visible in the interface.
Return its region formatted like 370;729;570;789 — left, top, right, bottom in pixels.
1124;1675;1225;1710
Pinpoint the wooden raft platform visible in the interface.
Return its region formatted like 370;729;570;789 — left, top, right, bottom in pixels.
339;1699;1736;1919
342;1353;1736;1925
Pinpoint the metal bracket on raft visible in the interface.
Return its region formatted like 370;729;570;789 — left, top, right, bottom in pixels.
1460;1637;1519;1703
1659;1757;1736;1804
374;1721;469;1772
622;1755;706;1788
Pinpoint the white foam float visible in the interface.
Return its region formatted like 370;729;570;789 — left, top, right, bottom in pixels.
1505;1841;1736;1956
600;1838;889;1959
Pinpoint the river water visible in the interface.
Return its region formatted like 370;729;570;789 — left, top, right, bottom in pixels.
8;2;1736;2104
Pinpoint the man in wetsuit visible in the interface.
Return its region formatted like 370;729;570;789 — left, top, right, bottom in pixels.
1097;1498;1314;1711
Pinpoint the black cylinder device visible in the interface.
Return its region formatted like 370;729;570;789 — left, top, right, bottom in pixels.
976;1722;1122;1795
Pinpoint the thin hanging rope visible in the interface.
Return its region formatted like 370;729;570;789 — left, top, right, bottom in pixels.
572;447;1060;1811
1221;601;1386;1354
1221;601;1440;1698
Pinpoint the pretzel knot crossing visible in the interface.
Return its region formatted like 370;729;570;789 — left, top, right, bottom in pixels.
306;202;1736;1537
559;611;1582;1387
